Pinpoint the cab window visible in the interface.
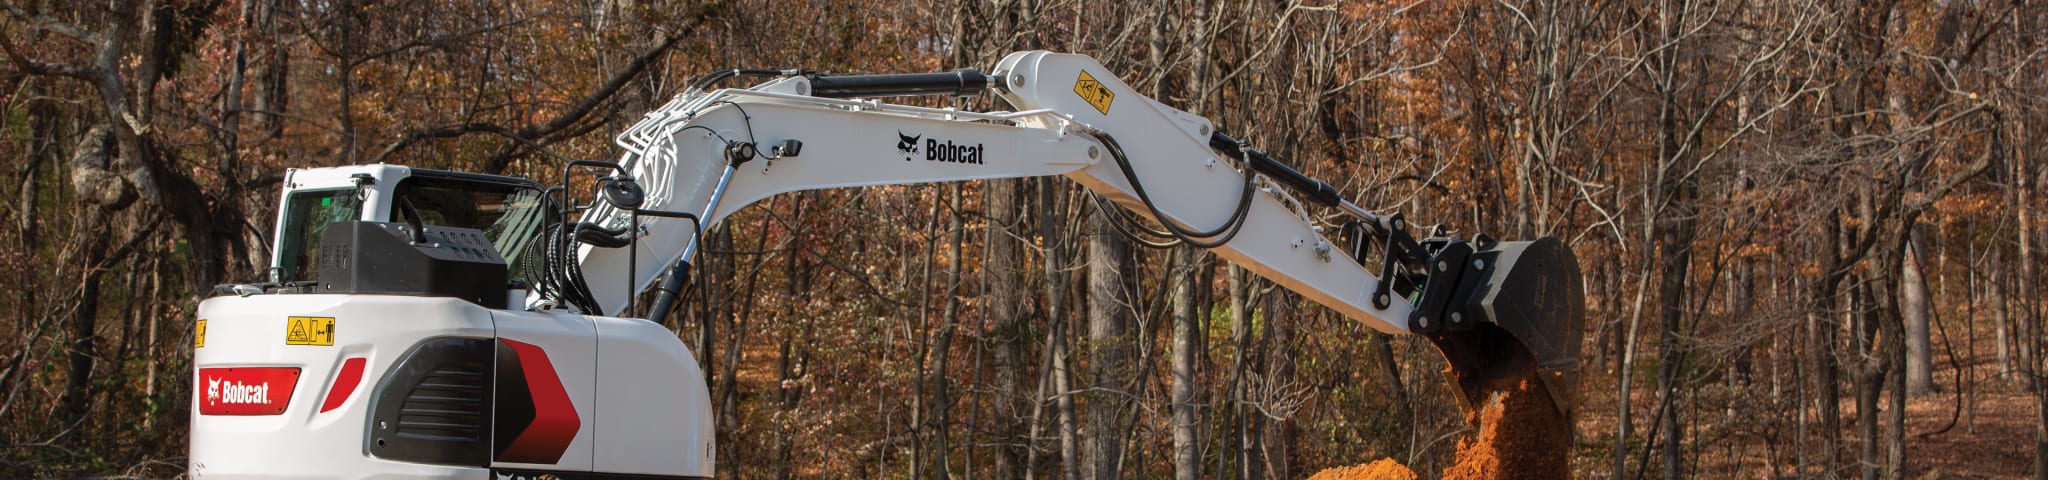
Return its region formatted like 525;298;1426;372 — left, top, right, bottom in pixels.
389;176;550;278
277;189;363;283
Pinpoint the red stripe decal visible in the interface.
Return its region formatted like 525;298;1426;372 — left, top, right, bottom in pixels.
319;357;367;413
498;339;580;464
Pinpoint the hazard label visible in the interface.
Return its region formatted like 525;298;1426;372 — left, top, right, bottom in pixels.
195;320;206;348
286;316;335;346
1073;71;1115;115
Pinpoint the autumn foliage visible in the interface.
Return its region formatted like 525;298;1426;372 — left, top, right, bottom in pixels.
3;0;2047;478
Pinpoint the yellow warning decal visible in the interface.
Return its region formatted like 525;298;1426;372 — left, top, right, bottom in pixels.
1073;70;1115;115
286;316;335;346
195;320;206;348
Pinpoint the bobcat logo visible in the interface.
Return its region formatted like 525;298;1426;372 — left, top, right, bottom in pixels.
206;378;221;404
897;132;922;160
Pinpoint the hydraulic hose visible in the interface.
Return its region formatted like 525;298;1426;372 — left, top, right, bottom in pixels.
1087;130;1256;249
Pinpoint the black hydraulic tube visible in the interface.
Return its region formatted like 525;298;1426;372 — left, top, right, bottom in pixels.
1208;131;1344;208
809;69;993;98
634;208;702;327
643;260;691;327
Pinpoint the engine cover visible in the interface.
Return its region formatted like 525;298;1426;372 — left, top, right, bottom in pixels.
190;294;717;479
317;221;508;309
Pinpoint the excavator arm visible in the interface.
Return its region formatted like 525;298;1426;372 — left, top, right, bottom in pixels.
566;51;1582;416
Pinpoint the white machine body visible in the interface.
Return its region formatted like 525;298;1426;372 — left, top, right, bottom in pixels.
190;51;1581;479
192;165;714;479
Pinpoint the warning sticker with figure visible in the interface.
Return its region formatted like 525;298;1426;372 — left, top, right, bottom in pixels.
195;320;206;348
286;316;335;346
1073;70;1115;115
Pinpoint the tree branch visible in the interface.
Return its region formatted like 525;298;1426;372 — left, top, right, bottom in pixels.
515;27;696;141
370;18;705;169
370;122;519;163
0;24;97;80
346;17;531;68
0;3;103;44
1905;106;1999;212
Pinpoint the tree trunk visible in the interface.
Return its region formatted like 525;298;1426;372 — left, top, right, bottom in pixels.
1260;291;1294;480
1856;365;1883;480
1732;259;1757;384
1904;224;1934;395
1820;211;1846;472
1615;260;1651;478
7;106;54;408
712;226;743;475
1882;228;1913;480
1054;318;1080;480
2020;136;2048;480
2015;127;2048;480
1995;248;2013;382
1853;186;1883;480
925;184;966;479
1652;84;1700;480
1043;180;1080;480
15;103;53;341
250;0;288;139
60;211;112;423
988;177;1029;480
967;0;1037;472
774;338;801;480
1228;266;1258;480
1655;251;1689;480
59;121;126;424
1369;331;1410;438
2036;381;2048;480
910;191;941;480
1169;247;1200;480
1082;206;1131;480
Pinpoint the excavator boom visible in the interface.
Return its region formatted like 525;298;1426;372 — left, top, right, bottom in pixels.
578;51;1584;414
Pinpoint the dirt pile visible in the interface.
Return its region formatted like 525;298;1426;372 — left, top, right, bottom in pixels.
1308;367;1569;480
1305;458;1418;480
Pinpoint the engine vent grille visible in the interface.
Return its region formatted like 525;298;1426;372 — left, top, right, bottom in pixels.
369;337;494;466
394;364;487;441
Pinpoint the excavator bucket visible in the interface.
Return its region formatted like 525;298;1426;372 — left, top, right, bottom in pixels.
1409;237;1584;419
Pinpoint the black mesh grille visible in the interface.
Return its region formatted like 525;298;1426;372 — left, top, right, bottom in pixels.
394;363;487;441
369;337;494;466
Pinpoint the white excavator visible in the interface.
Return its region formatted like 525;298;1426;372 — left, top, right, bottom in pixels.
188;51;1583;479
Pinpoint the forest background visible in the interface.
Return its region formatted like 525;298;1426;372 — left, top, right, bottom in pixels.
1;0;2044;478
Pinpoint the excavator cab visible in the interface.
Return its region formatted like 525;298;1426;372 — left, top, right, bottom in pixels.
270;165;551;290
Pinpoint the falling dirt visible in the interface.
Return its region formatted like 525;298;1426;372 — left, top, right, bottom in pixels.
1308;367;1570;480
1439;368;1570;479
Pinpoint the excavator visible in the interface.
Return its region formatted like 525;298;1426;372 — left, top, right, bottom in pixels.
188;51;1582;479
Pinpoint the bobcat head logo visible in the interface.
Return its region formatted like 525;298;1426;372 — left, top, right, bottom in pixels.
206;378;221;404
897;132;922;160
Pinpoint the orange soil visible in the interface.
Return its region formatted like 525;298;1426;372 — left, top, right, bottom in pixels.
1440;371;1570;479
1308;368;1570;480
1304;458;1418;480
